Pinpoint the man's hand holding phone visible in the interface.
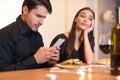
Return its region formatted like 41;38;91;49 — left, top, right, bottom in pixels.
48;38;65;64
52;38;65;47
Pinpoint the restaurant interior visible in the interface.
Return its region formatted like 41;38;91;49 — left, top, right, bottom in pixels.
0;0;120;80
0;0;118;60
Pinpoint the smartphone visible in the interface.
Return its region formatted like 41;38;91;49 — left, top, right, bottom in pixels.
52;38;65;47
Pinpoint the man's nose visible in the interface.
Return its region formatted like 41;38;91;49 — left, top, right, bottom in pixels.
38;17;44;25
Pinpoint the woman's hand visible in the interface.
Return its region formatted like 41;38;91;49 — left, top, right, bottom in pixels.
84;20;94;34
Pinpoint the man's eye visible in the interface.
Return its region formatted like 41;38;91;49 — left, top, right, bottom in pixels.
36;14;46;19
37;15;42;18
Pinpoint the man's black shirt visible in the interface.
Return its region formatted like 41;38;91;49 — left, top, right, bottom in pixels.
0;15;48;71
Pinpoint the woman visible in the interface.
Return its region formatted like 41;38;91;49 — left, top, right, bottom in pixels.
50;7;95;64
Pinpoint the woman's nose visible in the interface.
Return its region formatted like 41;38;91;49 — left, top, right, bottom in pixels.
84;17;88;22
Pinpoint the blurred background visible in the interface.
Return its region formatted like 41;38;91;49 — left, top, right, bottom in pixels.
0;0;119;60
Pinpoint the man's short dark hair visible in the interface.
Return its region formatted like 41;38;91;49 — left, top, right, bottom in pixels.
22;0;52;14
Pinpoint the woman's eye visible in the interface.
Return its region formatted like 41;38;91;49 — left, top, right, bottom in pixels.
88;18;93;21
80;15;86;18
80;14;94;21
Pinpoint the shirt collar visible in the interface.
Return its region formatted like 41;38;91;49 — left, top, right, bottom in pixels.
16;15;35;35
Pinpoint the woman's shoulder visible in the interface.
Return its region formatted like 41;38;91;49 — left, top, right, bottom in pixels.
64;32;69;38
56;32;69;39
50;32;69;46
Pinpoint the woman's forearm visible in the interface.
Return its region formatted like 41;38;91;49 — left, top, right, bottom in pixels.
84;32;95;64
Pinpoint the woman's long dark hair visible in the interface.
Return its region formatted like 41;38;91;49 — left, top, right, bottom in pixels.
66;7;95;55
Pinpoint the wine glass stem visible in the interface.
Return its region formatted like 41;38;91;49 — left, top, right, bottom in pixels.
104;54;107;64
104;54;109;72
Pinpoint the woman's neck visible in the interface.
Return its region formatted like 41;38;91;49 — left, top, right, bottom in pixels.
76;26;83;40
74;27;83;50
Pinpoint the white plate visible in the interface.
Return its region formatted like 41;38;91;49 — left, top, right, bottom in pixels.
96;62;110;65
96;58;111;65
56;64;90;69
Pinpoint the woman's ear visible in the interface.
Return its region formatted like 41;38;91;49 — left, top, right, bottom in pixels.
74;19;77;23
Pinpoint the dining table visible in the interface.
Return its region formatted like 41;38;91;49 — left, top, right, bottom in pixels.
0;64;118;80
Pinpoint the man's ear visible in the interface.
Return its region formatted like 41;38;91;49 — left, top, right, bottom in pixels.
22;5;29;14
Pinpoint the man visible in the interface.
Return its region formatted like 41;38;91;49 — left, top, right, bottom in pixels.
0;0;60;71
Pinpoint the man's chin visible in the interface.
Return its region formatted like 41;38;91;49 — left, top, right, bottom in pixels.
32;28;38;32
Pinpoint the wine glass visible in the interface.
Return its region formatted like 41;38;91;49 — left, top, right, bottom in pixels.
99;33;111;70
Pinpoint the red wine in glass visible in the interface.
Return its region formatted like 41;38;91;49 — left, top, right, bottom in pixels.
99;34;111;71
99;44;111;54
99;44;111;72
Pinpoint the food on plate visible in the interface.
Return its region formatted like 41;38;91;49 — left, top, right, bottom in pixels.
96;58;111;63
60;59;83;66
